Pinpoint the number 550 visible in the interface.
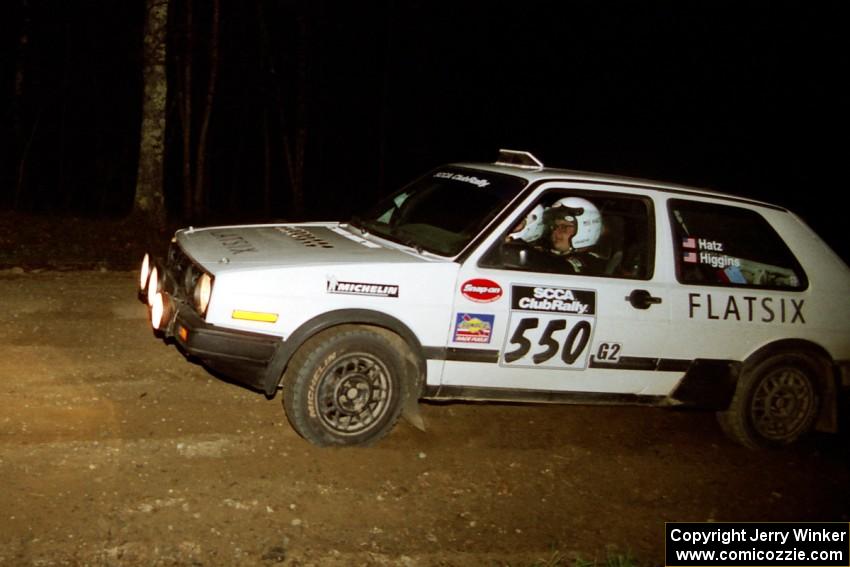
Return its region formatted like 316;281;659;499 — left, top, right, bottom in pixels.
504;317;592;365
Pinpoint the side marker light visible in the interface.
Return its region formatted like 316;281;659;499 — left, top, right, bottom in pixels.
232;310;279;323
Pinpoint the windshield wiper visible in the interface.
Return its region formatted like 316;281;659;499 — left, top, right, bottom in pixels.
389;227;425;254
349;215;368;234
398;237;424;254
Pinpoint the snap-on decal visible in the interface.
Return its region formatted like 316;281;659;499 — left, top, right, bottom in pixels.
460;279;503;303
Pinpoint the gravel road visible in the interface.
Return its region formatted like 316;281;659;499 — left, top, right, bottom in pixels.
1;271;847;566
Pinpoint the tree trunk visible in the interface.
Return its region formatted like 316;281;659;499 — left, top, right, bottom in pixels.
287;12;309;217
132;0;168;227
10;0;31;209
179;0;194;219
262;106;271;216
192;0;220;219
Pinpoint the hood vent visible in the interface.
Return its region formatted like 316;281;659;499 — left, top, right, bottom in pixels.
275;226;334;249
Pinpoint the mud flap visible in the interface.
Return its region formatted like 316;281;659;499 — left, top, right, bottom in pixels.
402;397;426;431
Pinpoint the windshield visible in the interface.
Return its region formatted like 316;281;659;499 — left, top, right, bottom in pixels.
353;167;527;256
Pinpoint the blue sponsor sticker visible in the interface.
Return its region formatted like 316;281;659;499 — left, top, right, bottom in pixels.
453;313;495;344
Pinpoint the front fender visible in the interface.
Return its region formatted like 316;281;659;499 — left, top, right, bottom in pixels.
261;309;426;397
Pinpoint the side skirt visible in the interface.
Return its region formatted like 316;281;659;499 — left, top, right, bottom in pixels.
421;356;740;410
423;384;667;407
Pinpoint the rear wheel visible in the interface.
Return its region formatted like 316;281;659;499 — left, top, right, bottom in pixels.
717;352;820;449
282;327;408;447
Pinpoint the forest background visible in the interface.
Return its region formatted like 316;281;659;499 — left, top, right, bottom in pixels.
1;1;846;264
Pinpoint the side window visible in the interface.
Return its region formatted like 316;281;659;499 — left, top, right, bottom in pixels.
480;190;654;280
668;199;806;290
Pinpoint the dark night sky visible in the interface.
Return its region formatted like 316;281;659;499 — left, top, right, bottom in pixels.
1;1;847;260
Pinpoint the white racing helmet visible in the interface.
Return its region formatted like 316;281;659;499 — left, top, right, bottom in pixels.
545;197;602;250
508;204;545;242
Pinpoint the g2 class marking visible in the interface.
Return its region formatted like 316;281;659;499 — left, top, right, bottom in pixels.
501;285;596;369
688;293;805;324
595;342;622;362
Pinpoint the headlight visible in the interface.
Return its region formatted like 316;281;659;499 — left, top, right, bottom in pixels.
193;272;213;315
139;253;150;291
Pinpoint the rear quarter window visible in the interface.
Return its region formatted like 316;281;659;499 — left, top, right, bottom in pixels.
668;199;807;290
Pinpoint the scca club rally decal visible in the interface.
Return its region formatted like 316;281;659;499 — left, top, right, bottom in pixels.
460;279;503;303
453;313;495;344
501;285;596;370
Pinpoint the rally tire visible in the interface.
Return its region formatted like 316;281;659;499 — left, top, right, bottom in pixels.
717;352;820;449
282;327;408;447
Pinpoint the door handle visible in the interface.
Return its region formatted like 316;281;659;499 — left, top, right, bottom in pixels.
626;289;662;310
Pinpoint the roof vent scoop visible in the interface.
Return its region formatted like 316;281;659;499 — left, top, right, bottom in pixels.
275;226;334;249
494;149;544;170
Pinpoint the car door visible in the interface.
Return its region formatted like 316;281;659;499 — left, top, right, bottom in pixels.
439;184;679;401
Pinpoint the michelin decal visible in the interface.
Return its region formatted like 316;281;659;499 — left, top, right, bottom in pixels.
327;278;399;298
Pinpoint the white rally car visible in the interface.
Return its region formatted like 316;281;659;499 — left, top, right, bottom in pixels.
140;150;850;448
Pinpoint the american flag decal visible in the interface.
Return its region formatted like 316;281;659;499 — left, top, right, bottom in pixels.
682;237;696;249
683;251;698;263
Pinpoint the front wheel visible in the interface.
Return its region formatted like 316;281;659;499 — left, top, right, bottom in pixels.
717;352;820;449
282;327;409;447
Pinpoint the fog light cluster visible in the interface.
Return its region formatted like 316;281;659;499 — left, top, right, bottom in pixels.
139;253;171;331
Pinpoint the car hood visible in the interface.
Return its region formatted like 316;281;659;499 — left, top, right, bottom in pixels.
175;222;427;272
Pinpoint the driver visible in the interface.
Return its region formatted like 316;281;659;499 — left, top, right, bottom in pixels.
542;197;605;274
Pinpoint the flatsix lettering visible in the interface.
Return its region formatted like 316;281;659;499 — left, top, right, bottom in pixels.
688;293;805;324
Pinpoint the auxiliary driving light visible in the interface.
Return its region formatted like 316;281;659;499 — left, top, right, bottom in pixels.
139;253;150;292
151;292;165;330
146;266;159;307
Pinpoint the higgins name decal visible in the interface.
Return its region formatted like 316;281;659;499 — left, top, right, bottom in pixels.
688;293;805;324
327;279;399;298
681;237;740;269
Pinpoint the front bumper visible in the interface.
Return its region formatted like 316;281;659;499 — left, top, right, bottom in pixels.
165;301;282;392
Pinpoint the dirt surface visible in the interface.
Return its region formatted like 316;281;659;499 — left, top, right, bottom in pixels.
0;213;849;566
